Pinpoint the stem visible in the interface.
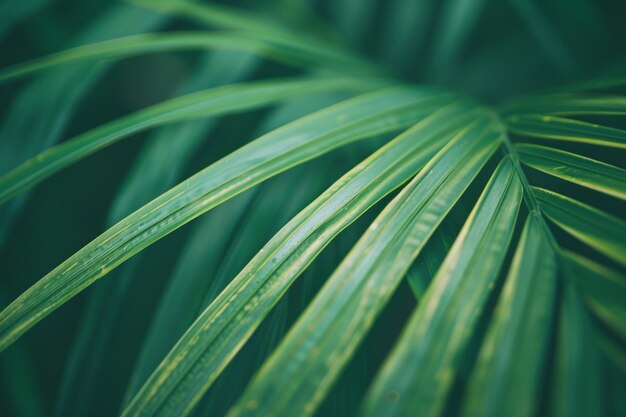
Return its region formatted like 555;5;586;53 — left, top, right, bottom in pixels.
494;113;564;256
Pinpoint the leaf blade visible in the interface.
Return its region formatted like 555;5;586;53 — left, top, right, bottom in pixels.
0;3;169;246
505;114;626;148
516;143;626;199
0;87;450;352
502;94;626;116
129;0;377;75
533;187;626;267
562;250;626;340
0;77;383;205
226;117;502;417
53;50;260;417
362;158;523;417
123;102;487;417
459;214;558;417
550;287;604;417
0;32;368;84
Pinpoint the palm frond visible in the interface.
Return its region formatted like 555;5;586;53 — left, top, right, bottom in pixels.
533;187;626;267
0;77;382;205
516;144;626;199
122;102;483;417
0;87;449;351
1;2;625;417
505;114;626;148
362;158;523;417
458;214;557;417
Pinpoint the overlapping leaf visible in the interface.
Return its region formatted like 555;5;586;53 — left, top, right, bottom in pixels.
0;77;383;205
550;287;604;417
129;0;377;75
227;116;501;417
505;114;626;148
121;94;345;405
459;214;558;417
0;87;450;352
0;31;371;84
362;158;522;417
516;144;626;199
0;3;169;246
53;50;260;417
533;187;626;267
122;102;484;417
563;251;626;339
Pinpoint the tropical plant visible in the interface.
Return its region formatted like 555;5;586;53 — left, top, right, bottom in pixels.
1;0;625;416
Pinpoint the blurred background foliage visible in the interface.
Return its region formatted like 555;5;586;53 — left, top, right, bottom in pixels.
0;0;625;416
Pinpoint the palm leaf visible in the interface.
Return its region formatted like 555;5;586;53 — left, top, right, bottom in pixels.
516;143;626;199
361;158;523;417
563;251;626;339
550;287;604;417
0;31;371;84
122;101;481;417
1;4;625;417
458;214;558;417
53;50;260;417
505;114;626;148
121;94;344;404
533;187;626;267
0;77;382;205
0;3;170;246
0;87;449;352
226;117;501;417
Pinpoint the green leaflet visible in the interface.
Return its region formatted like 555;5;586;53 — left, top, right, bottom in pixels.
550;286;603;417
516;143;626;199
121;94;344;409
122;166;327;406
129;0;376;75
0;77;383;205
107;50;260;224
404;189;470;301
122;102;482;417
501;94;626;116
0;31;367;84
0;3;168;246
0;87;450;353
563;250;626;340
405;212;462;299
459;214;558;417
362;158;523;417
121;190;257;406
53;51;260;417
505;114;626;148
227;117;501;417
0;5;167;175
533;187;626;267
